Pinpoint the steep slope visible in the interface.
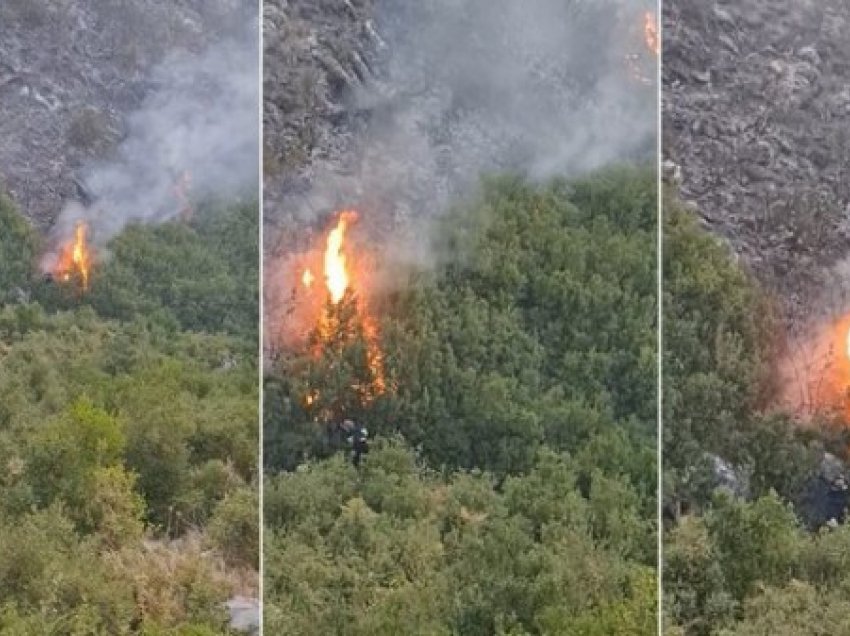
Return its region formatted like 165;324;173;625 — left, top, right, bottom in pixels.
664;0;850;313
0;0;253;229
263;0;656;241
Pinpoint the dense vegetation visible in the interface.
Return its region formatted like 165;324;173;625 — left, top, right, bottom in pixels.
265;167;658;634
0;193;258;635
663;193;850;635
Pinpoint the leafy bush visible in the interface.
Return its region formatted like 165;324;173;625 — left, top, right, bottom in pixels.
663;193;850;634
265;442;655;635
0;195;257;632
265;167;658;634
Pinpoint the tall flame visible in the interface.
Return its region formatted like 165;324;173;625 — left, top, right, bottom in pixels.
55;221;93;290
288;209;386;408
324;211;357;303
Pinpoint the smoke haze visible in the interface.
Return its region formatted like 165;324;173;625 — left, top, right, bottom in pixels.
48;22;259;257
272;0;656;232
264;0;656;347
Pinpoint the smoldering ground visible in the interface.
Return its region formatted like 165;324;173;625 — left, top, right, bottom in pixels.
44;21;259;267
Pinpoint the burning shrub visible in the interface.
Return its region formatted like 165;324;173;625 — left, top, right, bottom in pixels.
267;167;657;480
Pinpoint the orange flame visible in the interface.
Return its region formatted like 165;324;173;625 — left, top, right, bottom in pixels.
644;11;659;57
779;314;850;420
324;211;357;303
290;210;386;408
54;222;93;290
302;268;315;288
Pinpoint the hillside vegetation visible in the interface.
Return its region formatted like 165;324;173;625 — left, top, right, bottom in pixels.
0;194;258;635
664;195;850;635
265;166;658;634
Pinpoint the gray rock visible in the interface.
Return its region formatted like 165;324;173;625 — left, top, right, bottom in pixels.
664;0;850;321
709;453;751;499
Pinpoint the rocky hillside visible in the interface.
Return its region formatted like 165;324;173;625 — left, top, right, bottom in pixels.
664;0;850;315
263;0;656;251
262;0;378;240
0;0;253;231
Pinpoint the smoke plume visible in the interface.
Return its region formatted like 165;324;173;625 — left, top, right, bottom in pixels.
265;0;656;348
47;22;259;258
275;0;656;234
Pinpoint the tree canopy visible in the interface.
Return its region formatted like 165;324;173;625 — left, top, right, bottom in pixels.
0;197;258;634
265;166;658;634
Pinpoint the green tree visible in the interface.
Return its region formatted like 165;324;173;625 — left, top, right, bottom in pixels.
0;194;38;298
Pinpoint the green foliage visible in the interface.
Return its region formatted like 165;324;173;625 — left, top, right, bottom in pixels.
666;494;850;635
0;506;135;634
662;193;826;506
268;167;656;479
265;167;657;634
85;201;258;342
0;195;257;633
265;442;654;635
208;486;260;569
0;194;38;298
24;398;123;519
663;194;850;634
664;194;774;485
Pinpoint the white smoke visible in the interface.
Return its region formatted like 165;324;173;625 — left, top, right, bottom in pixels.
276;0;656;232
264;0;656;346
48;23;259;255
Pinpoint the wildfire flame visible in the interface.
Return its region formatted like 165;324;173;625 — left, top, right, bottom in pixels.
288;210;386;408
845;323;850;363
54;221;93;290
624;10;658;86
644;11;659;56
324;211;357;303
780;314;850;420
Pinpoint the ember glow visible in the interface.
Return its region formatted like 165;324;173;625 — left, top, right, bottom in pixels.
644;11;659;56
301;268;315;288
780;314;850;419
54;222;93;290
624;10;658;86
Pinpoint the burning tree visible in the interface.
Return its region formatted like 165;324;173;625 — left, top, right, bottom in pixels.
51;221;94;291
274;210;387;447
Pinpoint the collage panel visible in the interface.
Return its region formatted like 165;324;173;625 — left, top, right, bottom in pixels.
663;1;850;634
11;0;841;633
263;1;658;634
0;2;260;634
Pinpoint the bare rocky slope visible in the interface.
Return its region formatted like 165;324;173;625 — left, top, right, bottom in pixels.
664;0;850;316
263;0;656;248
0;0;253;231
